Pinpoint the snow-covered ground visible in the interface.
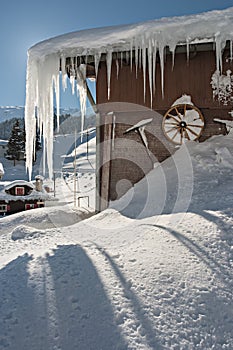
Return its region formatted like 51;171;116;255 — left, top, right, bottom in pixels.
0;132;233;349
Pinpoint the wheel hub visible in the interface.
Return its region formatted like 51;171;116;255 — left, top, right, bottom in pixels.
180;121;187;128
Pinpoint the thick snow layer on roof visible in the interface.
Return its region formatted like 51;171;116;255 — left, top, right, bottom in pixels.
25;7;233;178
0;163;4;175
4;180;34;191
0;180;50;202
29;7;233;59
0;140;8;146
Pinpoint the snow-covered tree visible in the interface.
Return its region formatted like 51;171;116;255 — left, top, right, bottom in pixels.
6;119;25;165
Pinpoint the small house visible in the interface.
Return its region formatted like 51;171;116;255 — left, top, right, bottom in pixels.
24;7;233;211
0;178;47;215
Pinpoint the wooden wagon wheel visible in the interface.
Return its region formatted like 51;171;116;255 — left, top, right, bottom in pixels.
162;104;204;145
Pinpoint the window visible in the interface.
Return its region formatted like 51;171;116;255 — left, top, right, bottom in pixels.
0;204;8;212
15;187;25;196
25;203;35;210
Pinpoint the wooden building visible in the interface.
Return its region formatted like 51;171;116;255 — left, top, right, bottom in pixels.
93;42;233;208
25;7;233;211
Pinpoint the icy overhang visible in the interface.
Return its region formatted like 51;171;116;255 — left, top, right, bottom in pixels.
25;7;233;179
28;7;233;60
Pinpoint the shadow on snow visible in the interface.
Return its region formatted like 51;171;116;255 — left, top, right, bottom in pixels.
0;245;128;350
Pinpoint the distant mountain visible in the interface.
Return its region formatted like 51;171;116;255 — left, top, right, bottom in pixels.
0;106;96;140
0;106;83;122
0;106;24;122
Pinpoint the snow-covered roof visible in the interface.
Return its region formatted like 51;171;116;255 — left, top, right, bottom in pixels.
0;139;8;146
4;180;34;191
0;163;4;175
29;7;233;60
0;180;49;202
25;7;233;179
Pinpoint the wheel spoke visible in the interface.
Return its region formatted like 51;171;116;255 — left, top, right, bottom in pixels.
186;126;199;137
183;104;187;117
164;122;179;126
171;129;180;140
167;114;180;123
174;107;182;120
180;128;184;144
185;129;190;140
187;123;203;128
166;126;179;133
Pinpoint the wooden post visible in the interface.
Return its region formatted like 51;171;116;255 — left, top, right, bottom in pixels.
99;113;113;212
86;129;89;160
74;129;77;208
53;172;56;197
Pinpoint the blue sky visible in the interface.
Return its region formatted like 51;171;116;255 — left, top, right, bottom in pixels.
0;0;233;108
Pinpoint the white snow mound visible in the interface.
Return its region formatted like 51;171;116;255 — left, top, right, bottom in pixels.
11;225;43;241
0;133;232;349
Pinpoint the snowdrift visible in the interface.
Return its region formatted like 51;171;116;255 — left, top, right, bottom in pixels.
0;134;232;349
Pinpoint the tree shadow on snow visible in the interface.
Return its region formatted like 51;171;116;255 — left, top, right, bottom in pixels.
141;224;233;347
90;241;164;349
45;244;127;350
0;254;37;350
0;246;129;350
147;224;232;288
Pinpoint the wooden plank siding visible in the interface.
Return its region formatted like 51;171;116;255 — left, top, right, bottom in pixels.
95;46;233;204
96;47;233;111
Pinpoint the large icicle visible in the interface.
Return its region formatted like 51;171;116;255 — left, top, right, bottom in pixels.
159;42;165;98
106;50;113;100
39;55;60;179
25;53;60;180
130;39;133;71
25;55;37;180
148;38;153;108
215;33;224;74
70;57;76;95
76;64;87;136
152;39;157;94
135;37;139;78
141;36;147;102
116;58;119;79
61;56;67;91
54;71;60;132
94;52;101;80
169;43;176;71
186;38;190;64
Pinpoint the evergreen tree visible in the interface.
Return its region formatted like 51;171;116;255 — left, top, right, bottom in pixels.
32;126;42;162
35;131;41;152
6;119;25;165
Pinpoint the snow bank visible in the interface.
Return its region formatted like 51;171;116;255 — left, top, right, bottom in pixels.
0;205;94;235
0;162;4;175
25;7;233;178
172;94;194;106
0;132;233;349
111;133;233;219
11;225;43;241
